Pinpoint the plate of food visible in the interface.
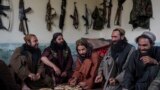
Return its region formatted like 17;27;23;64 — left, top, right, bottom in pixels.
54;84;82;90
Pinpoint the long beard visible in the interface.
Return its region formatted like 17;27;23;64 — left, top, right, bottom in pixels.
139;47;152;57
78;47;92;62
110;40;127;60
22;44;41;66
111;39;127;53
23;44;39;53
56;43;64;50
50;41;67;51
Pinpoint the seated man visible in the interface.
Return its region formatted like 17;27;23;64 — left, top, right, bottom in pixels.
9;34;53;89
41;32;73;84
123;32;160;90
68;38;100;89
95;28;135;90
0;60;20;90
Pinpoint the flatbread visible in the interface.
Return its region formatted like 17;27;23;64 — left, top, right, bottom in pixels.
54;84;82;90
39;88;53;90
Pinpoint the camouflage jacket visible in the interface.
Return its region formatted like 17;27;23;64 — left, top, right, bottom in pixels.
129;0;153;29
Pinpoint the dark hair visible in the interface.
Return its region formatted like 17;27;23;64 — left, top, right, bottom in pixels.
51;33;63;42
76;38;93;60
76;38;92;50
135;34;154;45
50;32;68;51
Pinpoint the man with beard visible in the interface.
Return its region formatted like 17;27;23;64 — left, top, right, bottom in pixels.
95;28;135;90
41;32;73;85
123;32;160;90
68;38;100;89
9;34;53;89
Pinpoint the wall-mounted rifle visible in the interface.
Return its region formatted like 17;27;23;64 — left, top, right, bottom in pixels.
0;0;11;31
100;0;112;28
45;0;57;31
114;0;125;26
59;0;66;31
19;0;32;35
99;0;107;26
107;0;112;28
82;4;90;34
70;2;79;29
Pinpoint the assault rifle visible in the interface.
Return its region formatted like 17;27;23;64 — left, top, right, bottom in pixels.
114;0;126;26
19;0;32;35
45;0;57;31
0;0;10;31
59;0;66;31
70;2;79;29
100;0;107;25
82;4;89;34
106;0;112;28
100;0;112;28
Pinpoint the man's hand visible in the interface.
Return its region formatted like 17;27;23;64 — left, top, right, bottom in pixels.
68;77;77;86
28;73;36;81
109;77;118;85
35;73;41;80
95;74;103;83
78;82;87;89
61;71;67;77
53;66;61;76
140;56;158;65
